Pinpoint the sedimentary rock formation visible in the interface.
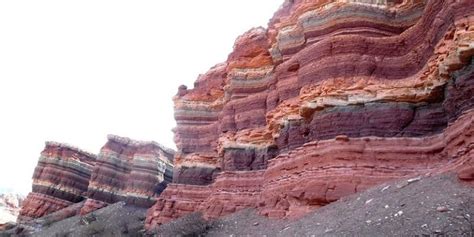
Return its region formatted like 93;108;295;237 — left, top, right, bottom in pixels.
146;170;264;226
80;135;174;215
18;142;96;222
146;0;474;230
18;136;174;222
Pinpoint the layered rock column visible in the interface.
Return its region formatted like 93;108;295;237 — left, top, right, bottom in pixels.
18;142;96;222
80;135;174;215
173;27;278;185
18;135;175;222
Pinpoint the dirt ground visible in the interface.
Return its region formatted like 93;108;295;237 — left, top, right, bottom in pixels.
1;202;147;237
2;173;473;236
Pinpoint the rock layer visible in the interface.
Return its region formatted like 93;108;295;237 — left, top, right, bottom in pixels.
146;170;264;228
80;135;174;215
146;0;474;230
260;109;474;218
18;143;96;222
146;108;473;229
18;136;174;222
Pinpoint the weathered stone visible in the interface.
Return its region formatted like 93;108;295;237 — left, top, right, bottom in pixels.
146;0;474;230
81;135;174;214
18;143;96;222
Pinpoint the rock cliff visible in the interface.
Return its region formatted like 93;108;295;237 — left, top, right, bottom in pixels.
146;0;474;230
18;135;174;222
11;0;474;233
80;135;174;215
18;142;96;222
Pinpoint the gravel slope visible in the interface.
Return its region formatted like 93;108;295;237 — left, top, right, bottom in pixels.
1;202;147;237
155;173;474;236
2;173;473;236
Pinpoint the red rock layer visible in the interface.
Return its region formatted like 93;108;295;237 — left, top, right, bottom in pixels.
173;0;474;183
18;143;96;222
147;108;473;229
18;135;175;222
260;109;473;218
145;170;264;230
147;0;474;230
172;27;275;185
80;135;174;215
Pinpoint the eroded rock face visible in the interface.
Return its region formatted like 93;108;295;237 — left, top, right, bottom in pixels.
18;142;96;222
146;170;264;229
146;0;474;230
18;135;174;222
80;135;174;215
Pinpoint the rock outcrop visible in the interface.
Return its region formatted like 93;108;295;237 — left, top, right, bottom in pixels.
12;0;474;232
146;0;474;230
18;135;174;222
81;135;174;215
18;142;96;222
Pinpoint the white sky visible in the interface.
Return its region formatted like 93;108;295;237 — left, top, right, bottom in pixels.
0;0;281;194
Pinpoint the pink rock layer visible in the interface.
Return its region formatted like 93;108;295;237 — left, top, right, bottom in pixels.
18;143;96;222
18;135;174;222
80;135;174;215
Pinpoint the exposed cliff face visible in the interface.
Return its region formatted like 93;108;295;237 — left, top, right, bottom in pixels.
18;142;96;222
146;0;474;230
18;136;174;222
81;135;174;215
12;0;474;232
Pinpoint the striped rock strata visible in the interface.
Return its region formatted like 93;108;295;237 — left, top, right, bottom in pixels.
80;135;174;215
147;108;473;230
18;142;96;222
146;0;474;230
18;135;174;222
146;170;264;228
